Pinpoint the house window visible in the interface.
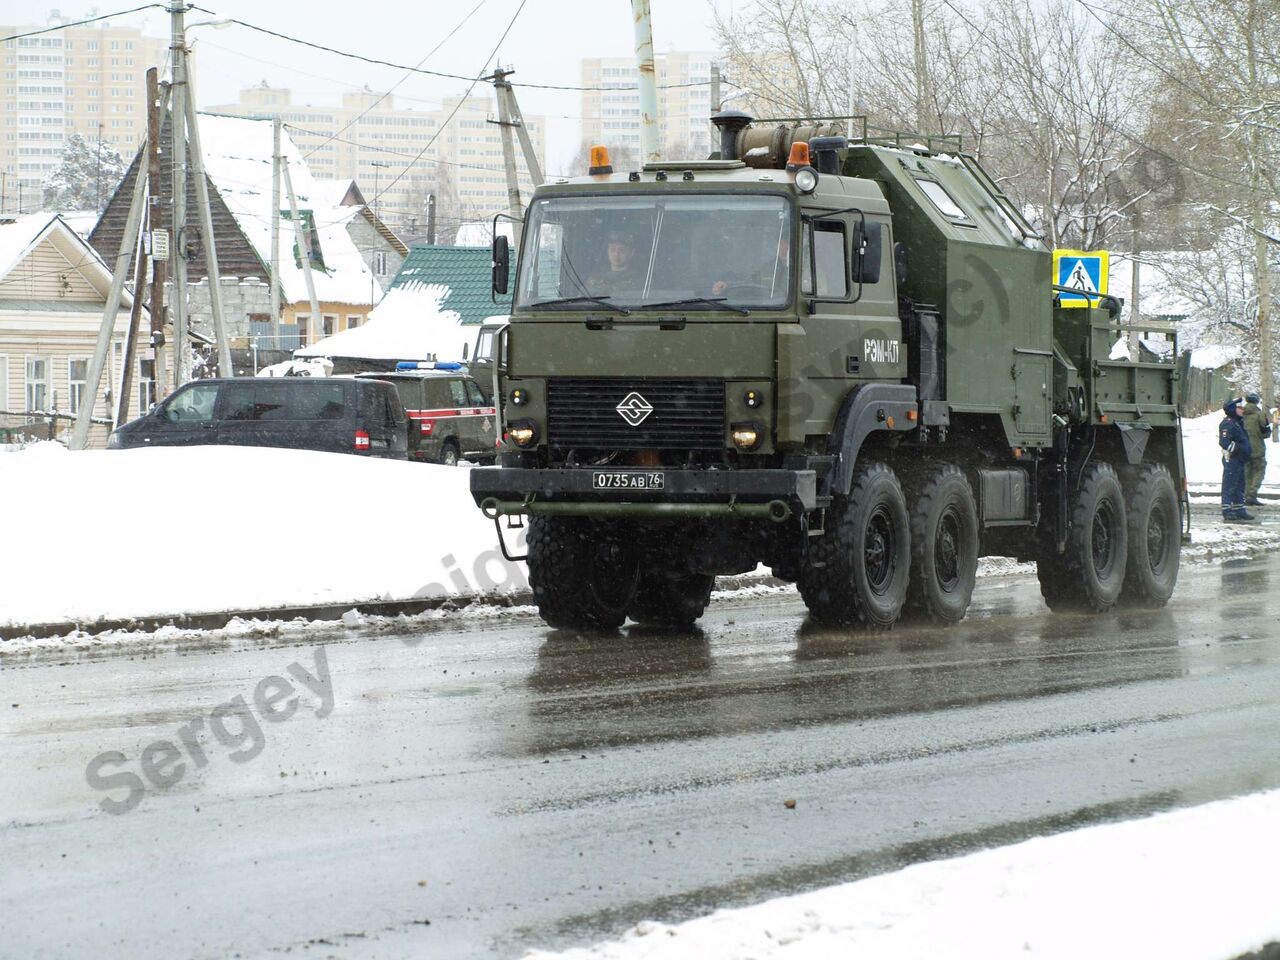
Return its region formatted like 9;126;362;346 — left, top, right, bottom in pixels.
346;315;361;330
322;315;336;336
137;358;154;413
68;358;87;414
24;355;48;411
374;251;388;276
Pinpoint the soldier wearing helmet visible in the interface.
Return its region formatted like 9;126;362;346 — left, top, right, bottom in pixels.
1220;398;1256;523
1240;392;1270;506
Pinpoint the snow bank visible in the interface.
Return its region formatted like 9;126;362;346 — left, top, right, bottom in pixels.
0;445;525;628
528;789;1280;960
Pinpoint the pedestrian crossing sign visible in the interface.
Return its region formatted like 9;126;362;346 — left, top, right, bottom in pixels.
1053;249;1109;308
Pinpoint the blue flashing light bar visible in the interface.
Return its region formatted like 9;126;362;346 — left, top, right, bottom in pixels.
395;361;465;371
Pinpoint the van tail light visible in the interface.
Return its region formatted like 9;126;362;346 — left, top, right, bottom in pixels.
354;429;371;452
420;420;433;435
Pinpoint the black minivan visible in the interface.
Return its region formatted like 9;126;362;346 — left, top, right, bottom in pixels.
108;377;408;459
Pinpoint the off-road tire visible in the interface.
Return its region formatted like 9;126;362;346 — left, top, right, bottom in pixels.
1037;462;1128;612
797;462;910;628
1121;464;1180;607
905;465;979;623
527;516;638;630
628;571;715;627
440;441;460;467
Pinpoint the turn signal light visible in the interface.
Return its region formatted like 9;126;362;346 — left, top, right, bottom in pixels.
786;141;810;170
588;145;613;175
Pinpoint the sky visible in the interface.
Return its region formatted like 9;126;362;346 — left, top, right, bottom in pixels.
0;1;728;174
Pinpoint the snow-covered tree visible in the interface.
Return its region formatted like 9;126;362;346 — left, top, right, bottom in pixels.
42;133;129;213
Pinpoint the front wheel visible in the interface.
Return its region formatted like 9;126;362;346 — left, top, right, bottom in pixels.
527;516;639;629
798;462;910;628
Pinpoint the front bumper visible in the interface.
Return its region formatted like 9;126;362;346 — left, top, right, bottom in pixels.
470;467;817;522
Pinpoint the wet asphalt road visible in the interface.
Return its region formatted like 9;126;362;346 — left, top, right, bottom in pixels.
4;551;1280;959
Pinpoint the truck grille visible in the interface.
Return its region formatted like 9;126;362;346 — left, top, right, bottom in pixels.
547;378;725;450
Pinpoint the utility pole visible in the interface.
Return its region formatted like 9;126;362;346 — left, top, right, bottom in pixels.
283;164;322;344
70;141;149;450
148;71;168;398
370;161;390;220
270;118;282;350
184;74;234;378
489;67;523;245
709;63;721;155
170;0;189;386
631;0;660;163
910;0;932;133
118;182;150;426
426;193;436;245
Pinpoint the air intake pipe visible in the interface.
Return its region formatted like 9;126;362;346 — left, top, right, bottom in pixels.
808;135;848;174
710;110;754;161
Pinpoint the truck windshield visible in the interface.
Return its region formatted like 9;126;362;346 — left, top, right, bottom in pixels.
516;194;792;312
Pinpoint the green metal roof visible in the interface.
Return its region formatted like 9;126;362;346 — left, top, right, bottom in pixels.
389;245;511;326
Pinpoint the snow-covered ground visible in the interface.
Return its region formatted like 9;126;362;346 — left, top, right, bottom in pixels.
527;789;1280;960
0;412;1275;632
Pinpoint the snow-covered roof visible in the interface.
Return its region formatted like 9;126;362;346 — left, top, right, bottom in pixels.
294;281;468;362
196;114;382;307
1189;344;1240;371
0;212;129;304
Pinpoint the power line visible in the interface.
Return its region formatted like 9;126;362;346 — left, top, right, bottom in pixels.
373;0;529;205
0;5;167;45
298;0;488;163
187;5;732;93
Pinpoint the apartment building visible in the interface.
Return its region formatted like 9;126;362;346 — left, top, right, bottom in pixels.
0;18;166;213
580;52;718;161
206;85;546;239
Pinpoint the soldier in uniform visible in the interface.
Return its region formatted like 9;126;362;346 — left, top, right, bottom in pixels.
1241;392;1270;505
588;230;648;297
1220;398;1255;523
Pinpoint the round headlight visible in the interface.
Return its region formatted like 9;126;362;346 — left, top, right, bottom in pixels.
794;166;819;193
731;421;764;451
507;418;539;448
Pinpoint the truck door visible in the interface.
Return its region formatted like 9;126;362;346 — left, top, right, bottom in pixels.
1013;352;1051;437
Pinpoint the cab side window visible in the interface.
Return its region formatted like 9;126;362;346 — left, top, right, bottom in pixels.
801;219;849;299
464;380;486;406
160;382;219;422
447;380;469;407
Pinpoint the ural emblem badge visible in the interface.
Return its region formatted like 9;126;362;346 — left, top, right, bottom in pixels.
616;392;654;426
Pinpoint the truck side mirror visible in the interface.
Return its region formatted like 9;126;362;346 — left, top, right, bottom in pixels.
492;235;510;298
894;242;909;288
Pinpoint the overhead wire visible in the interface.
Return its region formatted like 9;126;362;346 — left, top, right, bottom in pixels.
0;5;168;45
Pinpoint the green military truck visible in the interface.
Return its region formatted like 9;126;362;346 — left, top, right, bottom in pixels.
470;112;1188;630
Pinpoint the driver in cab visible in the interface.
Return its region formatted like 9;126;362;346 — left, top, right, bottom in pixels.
589;230;647;295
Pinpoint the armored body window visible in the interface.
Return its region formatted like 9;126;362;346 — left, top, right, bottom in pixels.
801;220;849;299
915;178;973;225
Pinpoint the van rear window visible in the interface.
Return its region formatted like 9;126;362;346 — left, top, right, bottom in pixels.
221;381;347;421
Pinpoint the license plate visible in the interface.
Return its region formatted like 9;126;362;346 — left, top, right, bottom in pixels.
592;471;665;491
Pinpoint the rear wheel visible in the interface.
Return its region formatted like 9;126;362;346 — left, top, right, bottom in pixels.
527;516;638;629
440;441;460;466
629;570;715;627
906;465;979;623
1038;462;1128;612
798;462;910;628
1122;464;1180;607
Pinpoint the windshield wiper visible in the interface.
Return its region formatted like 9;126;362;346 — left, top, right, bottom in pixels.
534;295;631;315
640;296;750;316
